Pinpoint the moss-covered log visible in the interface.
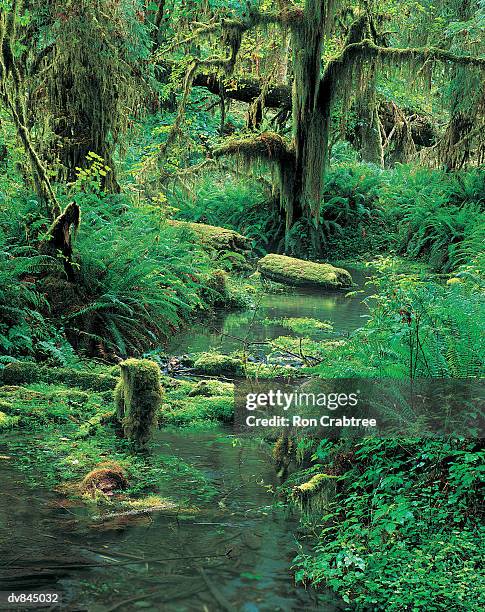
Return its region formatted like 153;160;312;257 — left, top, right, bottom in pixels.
0;362;119;391
114;359;163;445
258;254;352;289
168;220;250;253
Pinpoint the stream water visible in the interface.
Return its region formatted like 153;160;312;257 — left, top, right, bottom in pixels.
0;268;372;611
168;267;372;355
0;432;344;611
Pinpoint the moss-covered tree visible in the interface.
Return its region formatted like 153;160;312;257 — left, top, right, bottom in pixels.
158;0;484;253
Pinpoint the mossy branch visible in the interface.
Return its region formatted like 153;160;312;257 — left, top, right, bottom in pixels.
193;72;291;109
323;39;485;86
156;3;303;56
213;132;294;163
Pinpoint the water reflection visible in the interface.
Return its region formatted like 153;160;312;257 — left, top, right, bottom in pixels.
169;268;373;354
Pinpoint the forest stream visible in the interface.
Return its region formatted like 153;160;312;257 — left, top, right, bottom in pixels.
0;269;372;611
169;267;372;355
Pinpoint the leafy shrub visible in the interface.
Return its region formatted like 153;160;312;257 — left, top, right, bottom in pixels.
291;438;484;611
65;191;215;356
382;166;485;272
308;259;484;379
0;231;76;363
170;172;281;255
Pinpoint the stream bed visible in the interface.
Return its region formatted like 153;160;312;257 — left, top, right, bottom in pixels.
0;431;344;611
0;267;372;610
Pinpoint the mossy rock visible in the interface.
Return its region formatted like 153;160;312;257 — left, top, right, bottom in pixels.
187;379;234;397
192;353;244;376
257;254;352;289
169;220;250;253
0;362;118;391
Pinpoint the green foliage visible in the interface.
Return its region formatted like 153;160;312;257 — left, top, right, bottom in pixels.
0;231;73;361
290;438;484;610
171;173;276;255
383;166;485;272
0;380;218;505
63;188;216;356
309;259;484;379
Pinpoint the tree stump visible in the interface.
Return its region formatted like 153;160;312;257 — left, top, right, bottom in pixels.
114;359;163;445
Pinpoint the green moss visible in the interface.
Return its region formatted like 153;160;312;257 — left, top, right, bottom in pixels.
0;381;218;509
169;220;250;253
115;359;164;446
192;352;244;376
292;473;338;515
187;379;234;397
0;410;20;430
294;473;336;495
162;395;233;427
257;254;352;288
1;362;118;391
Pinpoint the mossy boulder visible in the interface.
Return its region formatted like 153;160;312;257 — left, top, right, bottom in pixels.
169;220;250;253
257;254;352;289
188;379;234;397
114;359;164;445
192;353;244;376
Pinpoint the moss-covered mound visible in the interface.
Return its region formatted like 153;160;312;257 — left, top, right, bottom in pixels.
169;220;250;253
192;353;244;376
81;462;129;497
0;362;119;391
258;254;352;289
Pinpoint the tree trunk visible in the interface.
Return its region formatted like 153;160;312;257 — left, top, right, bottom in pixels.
354;63;384;167
286;0;329;253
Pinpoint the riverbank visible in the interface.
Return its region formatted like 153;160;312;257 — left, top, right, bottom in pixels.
0;256;483;610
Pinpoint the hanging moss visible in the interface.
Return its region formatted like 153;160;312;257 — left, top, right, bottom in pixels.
114;359;164;446
292;473;338;515
32;0;147;188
